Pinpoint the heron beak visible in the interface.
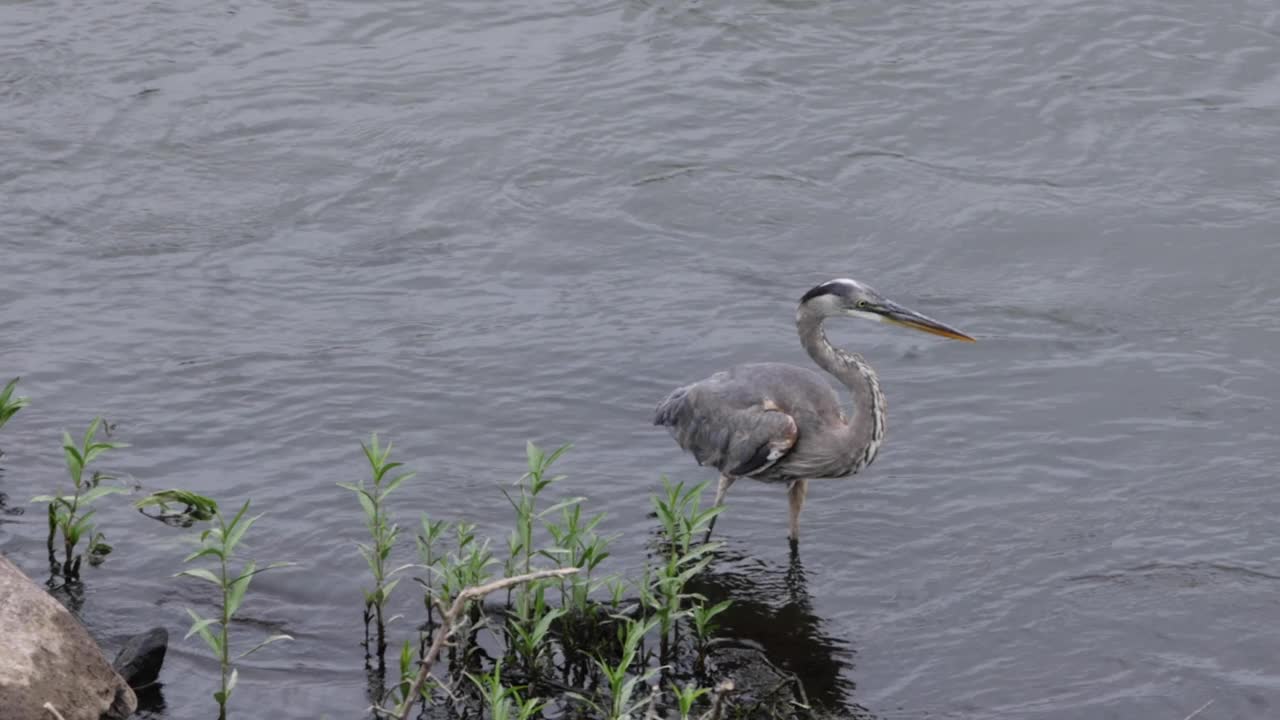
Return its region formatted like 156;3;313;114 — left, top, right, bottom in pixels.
877;300;975;342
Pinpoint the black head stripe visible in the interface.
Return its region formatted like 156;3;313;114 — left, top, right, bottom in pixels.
800;280;854;304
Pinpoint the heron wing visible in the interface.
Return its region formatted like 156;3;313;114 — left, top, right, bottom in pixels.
653;367;802;477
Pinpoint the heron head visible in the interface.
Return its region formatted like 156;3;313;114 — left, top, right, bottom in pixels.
799;278;975;342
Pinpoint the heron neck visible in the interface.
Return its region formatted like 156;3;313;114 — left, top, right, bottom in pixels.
796;311;886;464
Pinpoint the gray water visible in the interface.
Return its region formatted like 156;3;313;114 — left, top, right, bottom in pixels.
3;0;1280;717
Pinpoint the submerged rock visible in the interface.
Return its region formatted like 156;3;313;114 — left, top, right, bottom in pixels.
0;553;137;720
112;627;168;689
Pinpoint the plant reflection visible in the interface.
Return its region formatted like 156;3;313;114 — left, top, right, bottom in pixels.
684;542;876;719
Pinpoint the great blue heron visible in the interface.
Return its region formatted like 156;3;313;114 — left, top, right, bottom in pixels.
653;278;974;544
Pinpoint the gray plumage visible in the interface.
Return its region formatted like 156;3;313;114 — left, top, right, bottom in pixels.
653;278;973;543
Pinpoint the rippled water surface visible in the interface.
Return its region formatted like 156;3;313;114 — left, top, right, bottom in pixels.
4;0;1280;717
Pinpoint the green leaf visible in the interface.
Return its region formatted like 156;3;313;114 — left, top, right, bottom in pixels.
89;535;113;558
237;633;292;659
184;616;219;641
61;431;79;457
382;577;401;601
355;543;374;567
525;441;544;473
222;512;261;555
381;470;414;498
82;442;124;466
226;560;255;617
71;509;96;530
183;546;225;563
532;607;565;643
545;442;572;467
135;489;218;520
77;485;128;506
177;568;221;585
66;522;86;546
226;499;252;535
0;378;30;429
536;496;587;520
399;639;413;673
350;487;376;520
81;418;102;455
0;378;19;407
62;445;83;482
185;608;222;655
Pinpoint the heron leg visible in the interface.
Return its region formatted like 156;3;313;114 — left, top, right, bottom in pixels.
787;479;808;544
704;474;735;541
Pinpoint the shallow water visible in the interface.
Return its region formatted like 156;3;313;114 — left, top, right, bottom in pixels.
3;0;1280;717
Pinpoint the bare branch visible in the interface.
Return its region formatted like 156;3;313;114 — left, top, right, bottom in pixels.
43;703;68;720
394;567;579;720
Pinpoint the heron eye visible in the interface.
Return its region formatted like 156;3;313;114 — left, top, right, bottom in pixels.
856;300;868;308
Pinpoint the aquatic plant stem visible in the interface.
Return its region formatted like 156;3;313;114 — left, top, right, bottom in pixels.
218;547;231;720
394;567;579;720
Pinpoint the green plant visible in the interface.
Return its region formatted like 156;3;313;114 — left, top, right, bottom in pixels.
389;567;578;720
543;501;615;615
497;441;589;678
645;479;723;659
502;441;580;615
507;590;564;676
467;657;547;720
652;477;722;559
176;497;293;720
334;443;754;718
670;681;711;720
32;417;128;577
414;514;449;620
382;639;417;711
340;433;414;658
436;523;495;610
689;599;732;648
0;377;29;437
573;616;661;720
540;499;619;675
135;488;218;523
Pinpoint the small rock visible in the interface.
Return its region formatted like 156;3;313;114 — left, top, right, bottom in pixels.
112;627;168;689
0;553;137;720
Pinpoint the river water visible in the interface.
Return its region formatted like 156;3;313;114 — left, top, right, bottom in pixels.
3;0;1280;718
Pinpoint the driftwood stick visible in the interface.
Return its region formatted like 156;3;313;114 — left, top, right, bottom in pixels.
394;567;579;720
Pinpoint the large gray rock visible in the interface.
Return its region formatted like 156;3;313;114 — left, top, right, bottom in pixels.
0;553;136;720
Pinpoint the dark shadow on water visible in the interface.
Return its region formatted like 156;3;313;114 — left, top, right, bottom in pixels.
45;576;85;616
365;658;388;713
685;543;875;719
0;467;26;521
0;489;27;520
